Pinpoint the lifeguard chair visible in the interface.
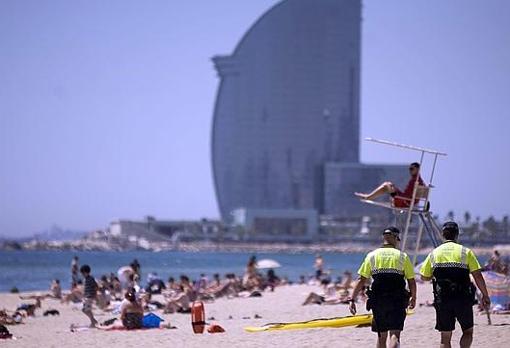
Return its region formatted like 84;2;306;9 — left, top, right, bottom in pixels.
359;138;447;264
363;183;431;214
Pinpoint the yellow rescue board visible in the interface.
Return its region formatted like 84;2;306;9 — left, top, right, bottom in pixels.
244;314;373;333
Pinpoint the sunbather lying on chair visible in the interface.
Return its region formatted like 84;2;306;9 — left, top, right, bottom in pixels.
355;162;425;208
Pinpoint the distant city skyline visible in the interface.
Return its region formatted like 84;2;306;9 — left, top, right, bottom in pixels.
1;0;509;237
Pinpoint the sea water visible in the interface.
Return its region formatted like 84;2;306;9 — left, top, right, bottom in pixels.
0;250;486;292
0;250;367;292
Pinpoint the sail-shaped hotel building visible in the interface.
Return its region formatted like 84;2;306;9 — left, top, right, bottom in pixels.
211;0;407;229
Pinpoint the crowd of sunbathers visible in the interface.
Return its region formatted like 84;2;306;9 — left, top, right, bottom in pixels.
300;254;361;306
301;270;360;306
0;254;369;332
1;255;290;330
1;288;56;327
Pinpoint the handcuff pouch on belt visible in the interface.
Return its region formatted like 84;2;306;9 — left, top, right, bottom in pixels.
433;279;477;305
366;287;411;311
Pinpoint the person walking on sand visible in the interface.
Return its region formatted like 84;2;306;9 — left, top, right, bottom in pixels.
71;256;80;285
349;227;416;348
131;259;141;279
314;254;324;280
80;265;98;328
420;221;490;348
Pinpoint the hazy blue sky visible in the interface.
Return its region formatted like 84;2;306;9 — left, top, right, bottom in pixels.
1;0;509;237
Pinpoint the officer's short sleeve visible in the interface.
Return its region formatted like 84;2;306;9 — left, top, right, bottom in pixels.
420;253;433;278
403;255;415;280
357;254;372;279
467;249;481;272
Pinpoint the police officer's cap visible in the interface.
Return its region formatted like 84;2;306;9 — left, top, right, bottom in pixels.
442;221;459;234
382;226;401;241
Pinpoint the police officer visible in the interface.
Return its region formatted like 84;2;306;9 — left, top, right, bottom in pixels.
420;221;490;348
350;227;417;348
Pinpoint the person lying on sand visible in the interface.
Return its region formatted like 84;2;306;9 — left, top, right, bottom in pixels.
302;281;351;306
120;288;144;330
0;310;22;325
23;279;63;301
61;281;84;304
203;274;221;292
16;296;42;316
201;273;241;299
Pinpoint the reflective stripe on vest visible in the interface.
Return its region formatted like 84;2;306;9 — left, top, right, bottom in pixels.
430;246;469;270
370;251;405;275
399;251;405;272
370;254;376;270
461;246;467;265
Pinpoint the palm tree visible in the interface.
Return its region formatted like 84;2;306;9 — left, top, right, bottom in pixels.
482;216;499;238
464;211;471;226
503;215;509;238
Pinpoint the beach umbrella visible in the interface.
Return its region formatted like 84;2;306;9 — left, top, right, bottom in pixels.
256;259;281;269
484;270;510;310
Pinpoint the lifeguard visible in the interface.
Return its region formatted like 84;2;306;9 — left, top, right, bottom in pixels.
355;162;424;208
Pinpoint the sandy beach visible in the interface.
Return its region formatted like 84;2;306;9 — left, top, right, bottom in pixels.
2;283;509;348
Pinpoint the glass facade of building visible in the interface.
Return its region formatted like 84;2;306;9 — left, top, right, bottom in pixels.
212;0;362;220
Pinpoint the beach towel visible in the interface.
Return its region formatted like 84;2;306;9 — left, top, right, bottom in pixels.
483;271;510;311
70;325;174;332
103;326;165;331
